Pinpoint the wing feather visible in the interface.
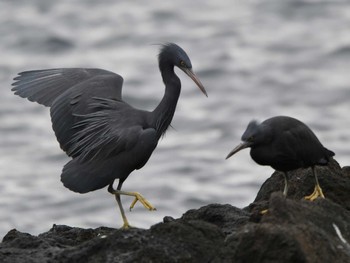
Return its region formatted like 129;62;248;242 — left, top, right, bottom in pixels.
12;68;123;106
12;68;124;153
67;97;144;163
12;67;152;164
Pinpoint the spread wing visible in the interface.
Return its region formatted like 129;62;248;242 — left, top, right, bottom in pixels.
12;68;126;155
12;68;158;164
12;68;123;106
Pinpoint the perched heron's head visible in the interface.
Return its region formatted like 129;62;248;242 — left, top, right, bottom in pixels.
226;120;269;159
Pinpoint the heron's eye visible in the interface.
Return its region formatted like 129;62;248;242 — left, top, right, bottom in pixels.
249;136;255;141
180;60;186;67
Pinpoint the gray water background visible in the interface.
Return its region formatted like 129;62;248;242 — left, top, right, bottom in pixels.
1;0;350;238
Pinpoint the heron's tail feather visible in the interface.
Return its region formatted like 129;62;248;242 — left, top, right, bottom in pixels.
325;147;335;158
61;158;113;193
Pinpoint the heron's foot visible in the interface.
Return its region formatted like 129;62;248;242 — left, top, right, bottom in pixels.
121;222;131;230
108;188;157;211
120;223;131;230
129;192;157;211
260;209;268;215
304;185;325;201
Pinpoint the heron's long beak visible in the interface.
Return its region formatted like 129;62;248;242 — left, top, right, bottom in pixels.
225;141;252;159
182;68;208;97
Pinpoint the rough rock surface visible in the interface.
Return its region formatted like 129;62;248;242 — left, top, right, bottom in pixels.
1;159;350;263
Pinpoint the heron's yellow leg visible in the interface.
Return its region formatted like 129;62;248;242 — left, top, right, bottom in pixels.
120;212;131;229
304;184;325;201
304;186;317;200
110;190;156;211
127;191;157;211
260;172;288;215
282;172;288;197
108;182;156;229
304;167;325;201
112;192;131;229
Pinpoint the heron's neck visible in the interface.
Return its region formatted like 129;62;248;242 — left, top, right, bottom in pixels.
153;65;181;138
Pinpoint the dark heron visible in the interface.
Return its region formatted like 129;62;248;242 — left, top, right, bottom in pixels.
226;116;334;200
12;43;207;229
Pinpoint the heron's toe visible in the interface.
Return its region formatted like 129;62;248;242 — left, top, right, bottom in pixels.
120;223;132;230
304;185;325;201
260;209;268;215
129;192;156;211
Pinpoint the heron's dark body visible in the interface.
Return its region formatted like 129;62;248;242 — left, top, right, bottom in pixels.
12;69;162;193
11;43;198;195
247;116;334;172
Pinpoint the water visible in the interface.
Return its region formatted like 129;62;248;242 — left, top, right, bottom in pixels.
1;0;349;238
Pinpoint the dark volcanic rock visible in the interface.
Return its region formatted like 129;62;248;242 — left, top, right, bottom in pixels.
181;203;250;235
2;159;350;263
230;193;350;263
247;158;350;214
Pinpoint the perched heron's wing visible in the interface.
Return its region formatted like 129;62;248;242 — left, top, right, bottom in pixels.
277;125;330;167
66;97;155;163
12;68;123;106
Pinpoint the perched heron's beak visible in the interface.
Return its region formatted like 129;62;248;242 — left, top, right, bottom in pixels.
181;68;208;97
225;141;252;159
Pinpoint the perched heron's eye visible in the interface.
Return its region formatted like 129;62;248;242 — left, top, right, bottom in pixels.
249;136;255;141
180;60;186;67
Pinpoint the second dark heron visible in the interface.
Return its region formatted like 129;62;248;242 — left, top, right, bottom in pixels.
226;116;334;200
12;43;207;229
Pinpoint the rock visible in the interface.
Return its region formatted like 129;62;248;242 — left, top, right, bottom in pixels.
230;193;350;263
247;158;350;214
1;159;350;262
182;203;250;235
